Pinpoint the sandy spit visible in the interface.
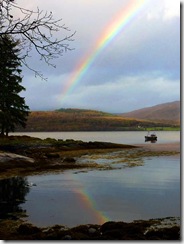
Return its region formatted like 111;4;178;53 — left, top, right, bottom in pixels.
134;142;180;153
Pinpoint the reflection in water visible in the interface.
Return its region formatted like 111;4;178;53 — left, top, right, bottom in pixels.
0;177;30;220
0;155;180;227
20;156;180;227
145;139;157;143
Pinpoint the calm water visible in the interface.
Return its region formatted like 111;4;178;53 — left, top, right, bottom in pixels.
20;156;180;227
11;131;180;144
1;131;180;227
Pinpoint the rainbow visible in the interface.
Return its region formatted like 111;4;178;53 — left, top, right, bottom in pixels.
61;0;147;100
70;173;109;224
74;187;110;224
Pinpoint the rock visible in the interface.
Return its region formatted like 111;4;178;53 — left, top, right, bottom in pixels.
51;225;68;232
88;227;96;234
0;152;34;163
45;153;60;159
26;182;37;187
18;224;40;235
63;234;72;240
63;157;76;163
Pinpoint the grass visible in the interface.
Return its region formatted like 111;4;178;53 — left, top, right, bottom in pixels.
145;127;180;131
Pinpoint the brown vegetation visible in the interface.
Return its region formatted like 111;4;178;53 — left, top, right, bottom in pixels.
15;108;172;132
121;101;180;125
0;135;179;179
0;135;136;178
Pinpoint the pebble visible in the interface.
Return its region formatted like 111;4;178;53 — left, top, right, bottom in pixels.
88;228;96;234
63;235;72;240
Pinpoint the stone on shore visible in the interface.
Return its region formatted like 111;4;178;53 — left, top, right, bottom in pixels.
0;152;34;164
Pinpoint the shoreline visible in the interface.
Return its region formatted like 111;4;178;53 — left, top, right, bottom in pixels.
0;136;180;179
0;217;180;240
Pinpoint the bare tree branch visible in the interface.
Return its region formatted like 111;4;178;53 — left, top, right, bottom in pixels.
0;0;75;79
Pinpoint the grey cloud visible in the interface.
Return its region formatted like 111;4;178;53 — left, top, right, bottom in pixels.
59;74;180;113
17;0;180;112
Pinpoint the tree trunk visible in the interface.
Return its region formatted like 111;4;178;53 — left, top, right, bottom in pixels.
1;125;5;136
5;129;9;137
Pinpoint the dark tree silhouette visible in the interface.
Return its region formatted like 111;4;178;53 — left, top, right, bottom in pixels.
0;35;29;136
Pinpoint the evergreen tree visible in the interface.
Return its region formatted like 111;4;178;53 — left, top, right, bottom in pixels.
0;35;29;136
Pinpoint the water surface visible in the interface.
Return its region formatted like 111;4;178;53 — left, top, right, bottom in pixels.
11;131;180;144
18;155;180;227
3;131;180;227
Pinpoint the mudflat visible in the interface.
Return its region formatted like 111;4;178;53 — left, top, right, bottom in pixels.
135;142;180;153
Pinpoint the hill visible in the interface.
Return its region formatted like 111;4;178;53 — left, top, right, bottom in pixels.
120;101;180;125
15;108;170;132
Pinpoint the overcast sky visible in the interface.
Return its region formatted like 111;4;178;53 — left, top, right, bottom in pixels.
17;0;180;113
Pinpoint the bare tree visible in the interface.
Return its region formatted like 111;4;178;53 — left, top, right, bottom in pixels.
0;0;75;79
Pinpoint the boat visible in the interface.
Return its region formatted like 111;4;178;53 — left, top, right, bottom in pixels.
145;131;157;142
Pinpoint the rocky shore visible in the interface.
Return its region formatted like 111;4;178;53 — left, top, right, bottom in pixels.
0;135;180;179
0;217;180;240
0;135;137;179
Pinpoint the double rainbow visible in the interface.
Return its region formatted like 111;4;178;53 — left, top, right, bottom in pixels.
61;0;147;99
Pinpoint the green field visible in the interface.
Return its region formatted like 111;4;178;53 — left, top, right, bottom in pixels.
145;127;180;131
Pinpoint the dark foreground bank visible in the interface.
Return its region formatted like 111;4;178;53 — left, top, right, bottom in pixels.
0;217;180;240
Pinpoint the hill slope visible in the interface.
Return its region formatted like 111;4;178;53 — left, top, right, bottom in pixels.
120;101;180;125
15;108;168;132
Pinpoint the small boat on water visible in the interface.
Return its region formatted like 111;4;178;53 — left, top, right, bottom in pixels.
145;131;157;142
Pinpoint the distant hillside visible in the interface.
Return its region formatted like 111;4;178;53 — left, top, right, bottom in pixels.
120;101;180;125
15;108;170;132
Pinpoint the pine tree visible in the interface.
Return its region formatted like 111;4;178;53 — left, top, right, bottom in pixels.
0;35;29;136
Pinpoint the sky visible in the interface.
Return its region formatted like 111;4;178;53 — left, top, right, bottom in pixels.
16;0;180;113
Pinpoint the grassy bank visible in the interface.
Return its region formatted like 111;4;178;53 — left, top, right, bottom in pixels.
145;127;180;131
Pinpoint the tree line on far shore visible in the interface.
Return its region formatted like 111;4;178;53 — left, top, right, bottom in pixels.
14;110;177;132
